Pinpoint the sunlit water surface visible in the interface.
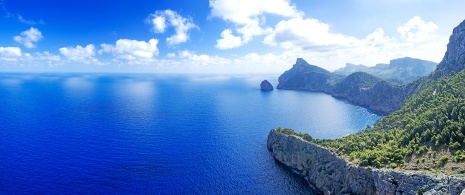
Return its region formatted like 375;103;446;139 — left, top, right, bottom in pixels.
0;73;381;194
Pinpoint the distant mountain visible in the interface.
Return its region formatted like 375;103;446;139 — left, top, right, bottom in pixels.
276;58;340;92
277;58;404;114
334;57;437;85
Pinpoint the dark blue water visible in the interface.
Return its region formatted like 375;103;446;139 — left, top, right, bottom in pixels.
0;73;381;194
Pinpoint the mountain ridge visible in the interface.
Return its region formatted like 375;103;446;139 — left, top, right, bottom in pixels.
334;57;437;85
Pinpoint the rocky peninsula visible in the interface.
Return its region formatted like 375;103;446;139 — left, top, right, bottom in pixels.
267;129;465;195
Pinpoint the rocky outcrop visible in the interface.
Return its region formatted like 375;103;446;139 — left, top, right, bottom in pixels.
432;19;465;79
260;80;274;91
277;58;403;114
277;58;336;92
267;129;465;195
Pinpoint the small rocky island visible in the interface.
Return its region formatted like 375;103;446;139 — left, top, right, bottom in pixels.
260;80;274;91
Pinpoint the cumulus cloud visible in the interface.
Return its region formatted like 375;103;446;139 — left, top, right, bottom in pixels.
100;39;159;65
216;29;243;49
59;44;98;64
13;27;44;48
397;16;439;43
264;17;360;51
0;46;22;61
167;53;176;58
262;16;447;70
148;10;198;45
209;0;301;49
0;46;61;66
177;50;231;66
33;51;61;62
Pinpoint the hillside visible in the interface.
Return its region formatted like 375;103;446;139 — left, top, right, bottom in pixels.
334;57;437;85
298;19;465;173
276;58;341;92
277;59;405;114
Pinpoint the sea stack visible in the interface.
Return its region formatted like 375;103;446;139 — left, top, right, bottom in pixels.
260;80;274;91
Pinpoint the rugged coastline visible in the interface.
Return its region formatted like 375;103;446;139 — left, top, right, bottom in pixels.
267;129;465;195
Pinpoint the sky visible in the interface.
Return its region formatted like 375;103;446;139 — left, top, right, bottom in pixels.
1;0;465;74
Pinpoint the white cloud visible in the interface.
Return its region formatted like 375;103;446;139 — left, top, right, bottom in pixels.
100;39;159;65
33;51;61;62
13;27;44;48
262;16;447;70
59;44;98;64
148;10;198;45
178;50;231;66
167;53;176;58
209;0;300;25
0;46;22;61
264;17;360;50
397;16;439;43
152;16;166;33
209;0;301;49
0;46;61;66
216;29;243;49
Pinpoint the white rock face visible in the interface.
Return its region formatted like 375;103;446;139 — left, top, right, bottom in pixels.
267;129;465;195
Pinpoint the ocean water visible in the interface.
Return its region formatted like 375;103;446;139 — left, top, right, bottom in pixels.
0;73;381;194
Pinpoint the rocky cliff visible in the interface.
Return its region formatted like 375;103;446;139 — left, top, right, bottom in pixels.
267;129;465;195
432;19;465;79
277;58;403;114
277;58;336;92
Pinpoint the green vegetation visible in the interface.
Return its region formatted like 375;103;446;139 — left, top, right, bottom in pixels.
275;127;313;142
280;68;465;171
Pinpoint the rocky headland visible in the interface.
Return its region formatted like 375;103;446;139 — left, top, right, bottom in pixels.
268;19;465;194
276;58;406;114
267;129;465;195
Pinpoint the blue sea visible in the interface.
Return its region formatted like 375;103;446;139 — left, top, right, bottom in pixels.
0;73;381;194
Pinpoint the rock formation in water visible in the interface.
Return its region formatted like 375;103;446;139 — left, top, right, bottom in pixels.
267;130;465;195
260;80;274;91
277;58;404;114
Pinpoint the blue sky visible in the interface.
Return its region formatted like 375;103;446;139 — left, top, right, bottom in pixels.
1;0;465;73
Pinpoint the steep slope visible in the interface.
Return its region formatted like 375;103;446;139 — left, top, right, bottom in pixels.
334;57;437;85
332;72;404;114
277;59;404;114
277;58;336;91
432;20;465;79
310;19;465;171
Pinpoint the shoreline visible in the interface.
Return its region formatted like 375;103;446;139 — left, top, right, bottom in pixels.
267;129;465;195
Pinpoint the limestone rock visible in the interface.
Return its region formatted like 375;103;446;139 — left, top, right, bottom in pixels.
267;129;465;195
260;80;274;91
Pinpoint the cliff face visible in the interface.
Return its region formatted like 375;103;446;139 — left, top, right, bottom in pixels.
433;19;465;78
277;58;334;92
331;72;404;114
267;130;465;195
277;59;403;114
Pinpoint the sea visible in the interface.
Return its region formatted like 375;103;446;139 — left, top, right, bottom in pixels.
0;73;381;194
